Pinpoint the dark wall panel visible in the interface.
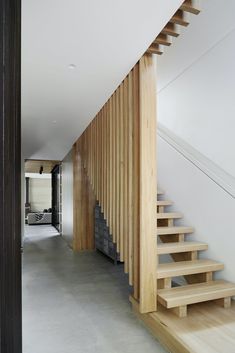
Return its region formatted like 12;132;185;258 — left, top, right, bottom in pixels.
0;0;22;352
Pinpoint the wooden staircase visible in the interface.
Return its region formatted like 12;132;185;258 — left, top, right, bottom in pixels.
147;0;201;56
157;190;235;317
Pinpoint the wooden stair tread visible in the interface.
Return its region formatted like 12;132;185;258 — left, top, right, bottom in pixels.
147;45;163;55
161;23;179;37
157;241;208;255
155;34;171;47
180;0;200;15
158;280;235;308
170;10;189;27
157;259;224;279
157;226;194;235
157;200;173;206
157;212;182;219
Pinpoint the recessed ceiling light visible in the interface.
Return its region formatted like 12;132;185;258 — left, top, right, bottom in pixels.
68;64;76;69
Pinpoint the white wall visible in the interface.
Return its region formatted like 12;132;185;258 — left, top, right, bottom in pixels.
62;149;73;247
157;0;235;282
29;178;51;212
158;137;235;282
157;0;235;178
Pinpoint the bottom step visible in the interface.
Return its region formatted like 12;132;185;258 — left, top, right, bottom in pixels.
158;280;235;309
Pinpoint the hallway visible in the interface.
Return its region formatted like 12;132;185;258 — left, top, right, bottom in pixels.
23;225;166;353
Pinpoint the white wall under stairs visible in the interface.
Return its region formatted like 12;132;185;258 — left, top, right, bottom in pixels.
158;135;235;283
157;0;235;178
157;0;235;283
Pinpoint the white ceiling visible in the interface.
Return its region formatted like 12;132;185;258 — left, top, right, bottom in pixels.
22;0;183;160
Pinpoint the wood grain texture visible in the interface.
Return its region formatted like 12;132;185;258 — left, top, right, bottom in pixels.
132;64;140;300
139;54;157;313
25;159;60;173
130;296;190;353
132;295;235;353
73;143;96;251
72;56;157;309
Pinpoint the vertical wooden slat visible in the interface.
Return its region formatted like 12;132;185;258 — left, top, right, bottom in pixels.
103;105;107;217
112;93;117;243
100;108;104;211
116;89;120;253
119;82;124;261
109;96;113;236
128;70;134;285
106;102;110;225
90;121;94;188
139;54;157;313
72;56;157;313
96;111;101;202
95;117;98;196
123;77;129;273
132;64;140;300
99;112;102;205
73;142;81;251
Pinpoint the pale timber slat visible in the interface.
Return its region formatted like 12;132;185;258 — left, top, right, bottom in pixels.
161;23;180;37
180;0;200;15
157;226;194;235
170;10;189;27
157;213;182;220
72;54;157;311
157;260;224;279
157;241;208;255
123;77;129;273
155;34;171;46
132;64;140;300
116;88;120;253
128;70;134;285
157;200;173;206
119;82;124;261
147;45;163;56
158;280;235;308
139;54;157;313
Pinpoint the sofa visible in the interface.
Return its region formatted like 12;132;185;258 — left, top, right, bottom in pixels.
27;212;52;225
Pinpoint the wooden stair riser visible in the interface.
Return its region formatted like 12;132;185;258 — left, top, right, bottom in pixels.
158;278;172;290
159;234;185;244
158;251;198;262
215;297;231;309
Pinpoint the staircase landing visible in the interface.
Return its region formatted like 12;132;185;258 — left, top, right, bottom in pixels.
130;296;235;353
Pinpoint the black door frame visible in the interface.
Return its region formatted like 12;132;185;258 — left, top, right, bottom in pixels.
51;164;61;232
0;1;22;352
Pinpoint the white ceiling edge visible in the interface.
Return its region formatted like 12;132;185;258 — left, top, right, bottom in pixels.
22;0;184;161
25;173;51;179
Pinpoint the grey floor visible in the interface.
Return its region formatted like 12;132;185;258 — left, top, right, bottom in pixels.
23;225;167;353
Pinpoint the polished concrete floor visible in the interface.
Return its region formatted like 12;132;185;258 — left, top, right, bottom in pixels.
23;225;167;353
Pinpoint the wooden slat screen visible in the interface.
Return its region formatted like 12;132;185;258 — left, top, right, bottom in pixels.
73;54;157;313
